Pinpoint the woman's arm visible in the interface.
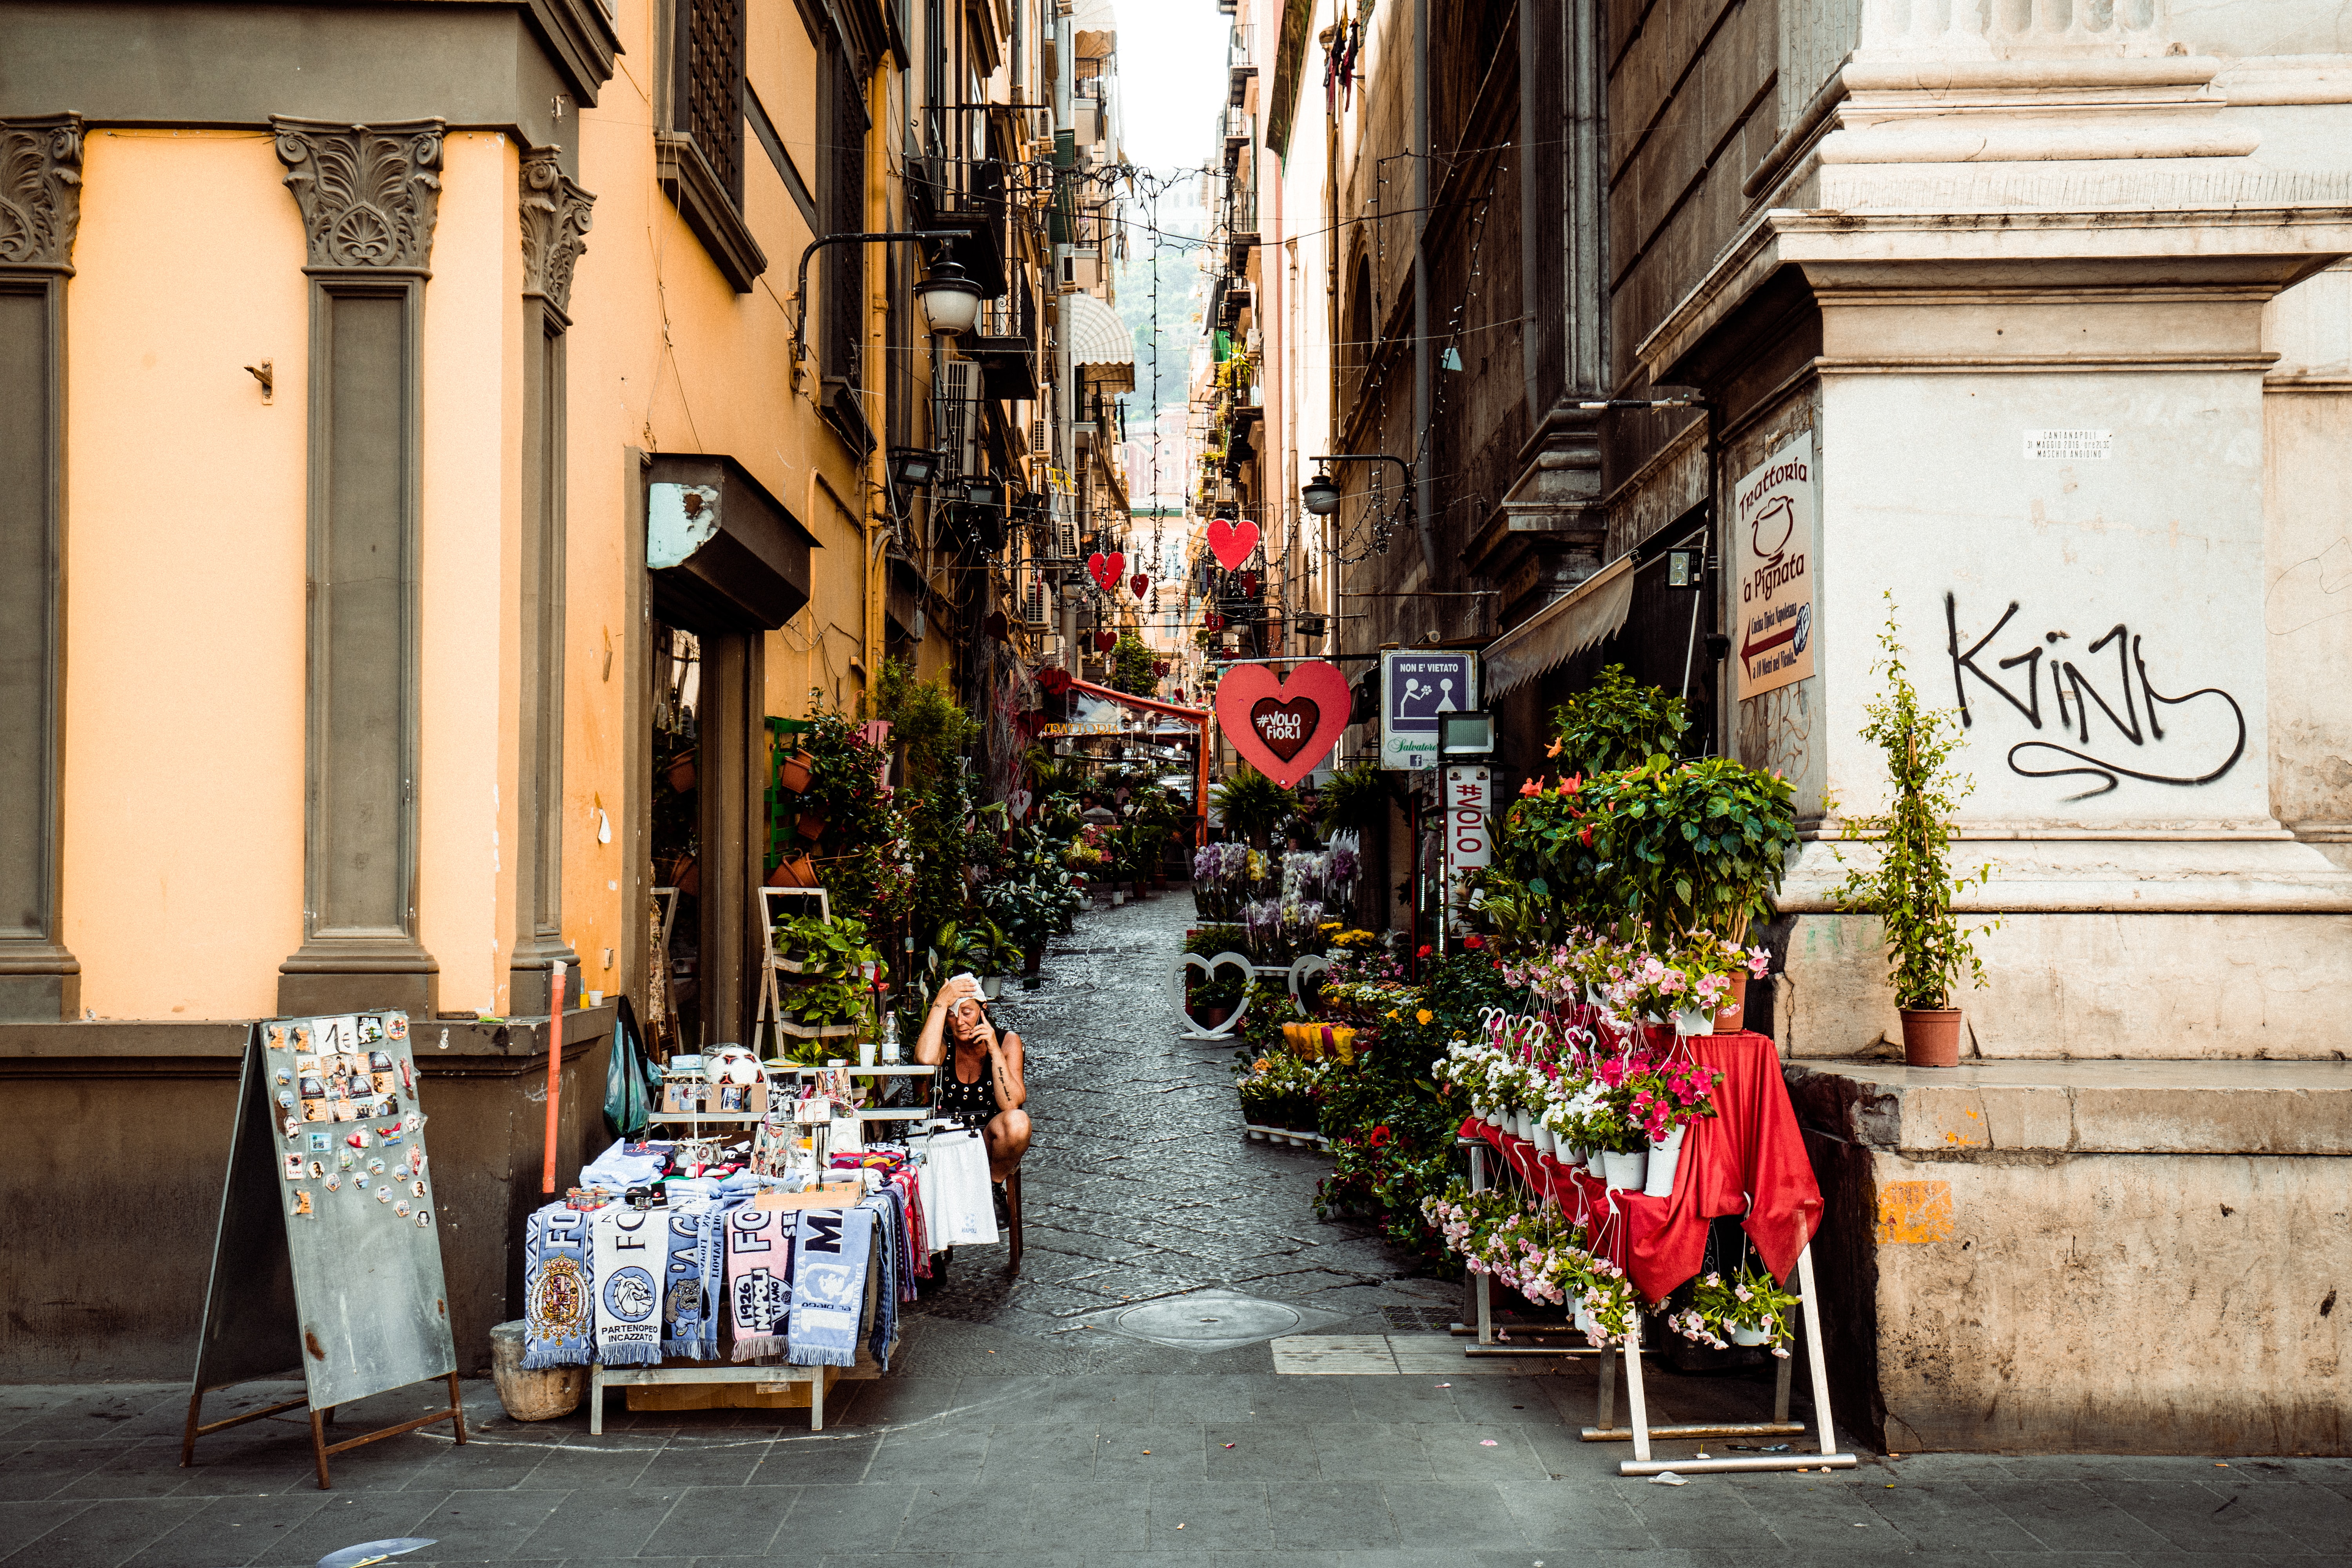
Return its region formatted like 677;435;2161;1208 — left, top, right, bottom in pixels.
990;1031;1027;1111
913;977;973;1067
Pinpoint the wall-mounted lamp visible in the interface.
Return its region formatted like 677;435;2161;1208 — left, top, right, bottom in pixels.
889;446;942;489
1664;546;1706;589
1301;473;1340;516
791;227;976;369
1438;710;1495;758
243;360;274;405
915;260;985;336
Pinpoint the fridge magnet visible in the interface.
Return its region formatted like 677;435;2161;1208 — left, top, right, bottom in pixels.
345;1131;368;1149
308;1132;330;1153
275;1068;290;1086
399;1058;413;1091
282;1117;301;1140
295;1053;318;1074
289;1024;310;1050
394;1201;410;1218
416;1209;431;1227
339;1150;354;1170
332;1098;356;1122
323;1174;341;1194
409;1179;426;1198
379;1126;404;1147
290;1191;314;1217
368;1158;385;1175
358;1016;385;1045
376;1185;393;1203
307;1160;325;1180
387;1013;408;1041
283;1154;305;1181
355;1173;370;1190
275;1089;295;1109
265;1024;289;1050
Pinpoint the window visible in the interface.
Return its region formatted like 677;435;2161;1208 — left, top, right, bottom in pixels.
819;45;869;384
655;0;765;290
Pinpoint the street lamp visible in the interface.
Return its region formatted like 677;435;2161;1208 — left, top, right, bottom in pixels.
915;260;985;336
1301;473;1341;516
888;447;942;490
791;228;975;368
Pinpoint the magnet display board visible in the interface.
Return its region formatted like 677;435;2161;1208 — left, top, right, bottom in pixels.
186;1012;462;1483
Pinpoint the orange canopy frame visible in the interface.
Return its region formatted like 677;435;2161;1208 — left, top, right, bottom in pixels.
1056;675;1214;845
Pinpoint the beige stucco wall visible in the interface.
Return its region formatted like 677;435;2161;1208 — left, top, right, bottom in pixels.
62;130;310;1021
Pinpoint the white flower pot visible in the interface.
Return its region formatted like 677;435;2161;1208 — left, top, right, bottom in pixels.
1730;1323;1772;1347
1585;1147;1605;1176
1574;1301;1600;1338
1642;1125;1686;1197
1584;984;1604;1008
1601;1149;1648;1192
1675;1006;1713;1035
1534;1124;1557;1158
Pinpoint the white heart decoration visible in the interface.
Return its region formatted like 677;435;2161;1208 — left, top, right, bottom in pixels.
1172;950;1256;1040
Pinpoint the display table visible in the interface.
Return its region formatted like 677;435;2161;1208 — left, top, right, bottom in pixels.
1455;1030;1849;1476
1456;1030;1821;1301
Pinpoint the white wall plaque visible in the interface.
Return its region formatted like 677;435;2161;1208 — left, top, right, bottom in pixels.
2023;429;2113;461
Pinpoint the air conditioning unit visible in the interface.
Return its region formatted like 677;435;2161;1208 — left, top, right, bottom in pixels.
1031;419;1049;454
1022;577;1050;626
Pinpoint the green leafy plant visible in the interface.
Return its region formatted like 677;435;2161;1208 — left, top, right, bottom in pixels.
773;913;881;981
785;975;871;1027
1109;631;1159;696
1212;766;1292;847
1683;1261;1800;1355
1827;599;2000;1009
1318;762;1390;838
1548;664;1690;775
792;695;911;928
933;915;1021;979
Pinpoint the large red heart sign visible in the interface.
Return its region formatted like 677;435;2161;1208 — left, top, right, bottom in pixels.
1207;517;1260;572
1215;661;1351;788
1086;551;1125;593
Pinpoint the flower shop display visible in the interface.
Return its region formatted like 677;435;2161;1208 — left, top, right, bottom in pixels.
1827;599;2002;1067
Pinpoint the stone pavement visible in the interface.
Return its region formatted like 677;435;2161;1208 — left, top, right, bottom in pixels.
6;896;2348;1566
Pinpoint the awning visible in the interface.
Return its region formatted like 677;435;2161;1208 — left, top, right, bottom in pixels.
1480;555;1636;699
1063;290;1136;392
1063;676;1208;723
645;454;820;633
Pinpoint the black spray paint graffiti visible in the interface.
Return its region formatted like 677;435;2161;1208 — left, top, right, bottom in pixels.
1945;594;2246;801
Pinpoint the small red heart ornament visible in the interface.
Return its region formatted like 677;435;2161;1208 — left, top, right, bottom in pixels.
1094;629;1117;652
1086;551;1126;592
1207;517;1260;571
1215;660;1351;788
1130;573;1150;599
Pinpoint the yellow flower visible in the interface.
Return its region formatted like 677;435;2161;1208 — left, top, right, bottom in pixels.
1416;1009;1434;1025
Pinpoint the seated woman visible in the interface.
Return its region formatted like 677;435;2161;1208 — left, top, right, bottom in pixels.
915;975;1031;1181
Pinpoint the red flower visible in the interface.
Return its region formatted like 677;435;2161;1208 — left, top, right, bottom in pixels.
1578;826;1593;847
1416;945;1432;960
1367;1125;1393;1148
1463;933;1485;950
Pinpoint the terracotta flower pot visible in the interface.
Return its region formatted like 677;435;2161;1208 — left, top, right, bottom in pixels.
776;749;816;793
665;750;698;794
1899;1007;1963;1068
667;853;700;897
765;853;818;889
796;809;827;842
1711;972;1750;1034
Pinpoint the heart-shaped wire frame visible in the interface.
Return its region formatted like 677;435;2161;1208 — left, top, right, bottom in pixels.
1172;950;1256;1040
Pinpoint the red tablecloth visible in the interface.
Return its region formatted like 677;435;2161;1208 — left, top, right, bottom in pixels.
1455;1031;1821;1303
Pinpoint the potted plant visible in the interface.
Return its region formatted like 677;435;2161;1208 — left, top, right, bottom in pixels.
1211;766;1292;850
1688;1261;1799;1355
775;746;817;794
1828;599;2001;1067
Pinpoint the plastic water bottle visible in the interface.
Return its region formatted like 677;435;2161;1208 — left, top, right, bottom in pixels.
880;1008;902;1064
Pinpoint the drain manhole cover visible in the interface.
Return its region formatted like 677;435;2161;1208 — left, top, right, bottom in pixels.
1104;1289;1346;1352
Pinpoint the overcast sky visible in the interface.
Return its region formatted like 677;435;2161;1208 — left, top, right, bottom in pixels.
1113;0;1229;175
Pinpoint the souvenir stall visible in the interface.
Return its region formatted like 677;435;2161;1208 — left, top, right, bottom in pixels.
511;1040;1002;1429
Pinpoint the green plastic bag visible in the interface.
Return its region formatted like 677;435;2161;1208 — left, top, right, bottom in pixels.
604;994;662;1140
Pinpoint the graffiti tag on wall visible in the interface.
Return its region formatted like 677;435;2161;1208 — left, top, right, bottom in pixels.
1945;593;2246;801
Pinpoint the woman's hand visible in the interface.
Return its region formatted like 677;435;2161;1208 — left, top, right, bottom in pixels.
932;974;981;1014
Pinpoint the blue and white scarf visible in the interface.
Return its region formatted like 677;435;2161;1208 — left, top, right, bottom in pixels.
522;1205;594;1368
861;1195;899;1371
786;1206;871;1368
591;1208;664;1367
661;1209;712;1359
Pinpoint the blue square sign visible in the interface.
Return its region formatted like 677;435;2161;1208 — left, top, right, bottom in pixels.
1379;650;1477;770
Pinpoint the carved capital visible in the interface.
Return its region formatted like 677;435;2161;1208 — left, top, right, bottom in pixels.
0;114;84;271
272;117;445;272
519;146;595;314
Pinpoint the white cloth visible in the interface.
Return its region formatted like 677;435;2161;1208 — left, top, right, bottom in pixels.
912;1128;996;1247
580;1138;666;1188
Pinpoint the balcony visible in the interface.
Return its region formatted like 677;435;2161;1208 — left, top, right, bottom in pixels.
1223;106;1254;149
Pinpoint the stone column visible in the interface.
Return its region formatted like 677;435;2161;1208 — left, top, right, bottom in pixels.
0;114;83;1022
510;147;594;1017
273;118;444;1018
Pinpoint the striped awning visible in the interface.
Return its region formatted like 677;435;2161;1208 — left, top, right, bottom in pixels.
1063;289;1136;391
1480;556;1637;699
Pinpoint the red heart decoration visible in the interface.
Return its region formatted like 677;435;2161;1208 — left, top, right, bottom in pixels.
1130;573;1150;599
1086;551;1126;593
1215;660;1351;788
1207;517;1260;572
984;611;1010;642
1094;629;1117;652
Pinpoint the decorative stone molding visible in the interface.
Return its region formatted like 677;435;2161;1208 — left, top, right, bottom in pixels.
0;113;84;271
519;146;595;314
271;117;444;272
1858;0;2173;62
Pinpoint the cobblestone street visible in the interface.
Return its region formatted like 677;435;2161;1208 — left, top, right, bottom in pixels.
4;898;2349;1565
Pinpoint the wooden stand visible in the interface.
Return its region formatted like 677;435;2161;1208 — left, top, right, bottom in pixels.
590;1361;829;1435
181;1370;466;1490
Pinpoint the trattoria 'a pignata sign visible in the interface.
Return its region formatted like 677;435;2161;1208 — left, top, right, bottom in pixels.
1733;435;1817;701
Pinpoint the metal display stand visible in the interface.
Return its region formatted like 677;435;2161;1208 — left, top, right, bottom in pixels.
1458;1137;1853;1474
